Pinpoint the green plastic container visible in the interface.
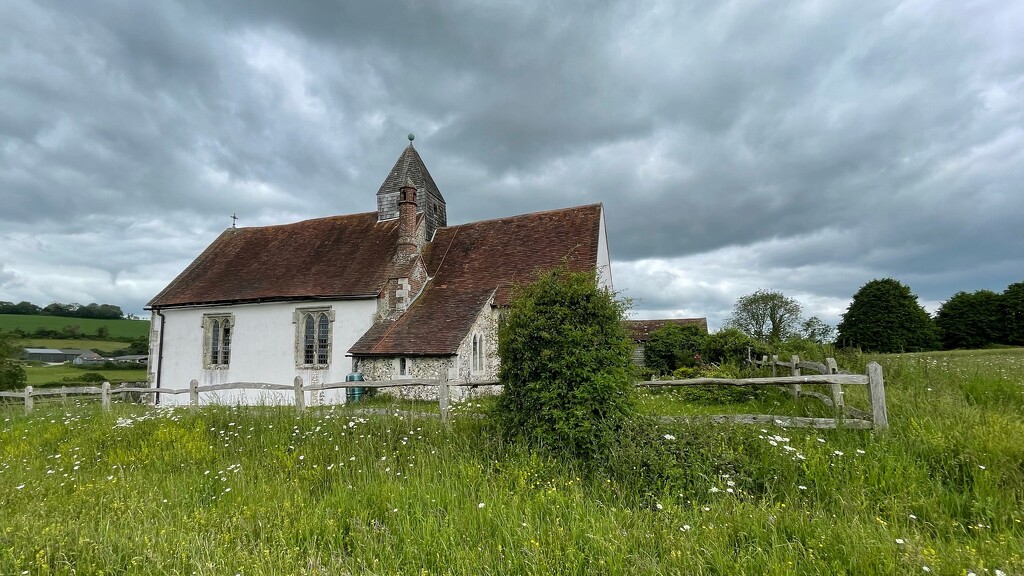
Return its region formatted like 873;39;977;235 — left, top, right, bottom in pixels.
345;372;365;403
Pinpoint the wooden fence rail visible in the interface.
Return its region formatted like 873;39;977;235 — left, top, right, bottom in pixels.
1;358;887;430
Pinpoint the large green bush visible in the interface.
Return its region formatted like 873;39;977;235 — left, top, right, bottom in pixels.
643;324;707;375
494;268;637;462
701;328;769;365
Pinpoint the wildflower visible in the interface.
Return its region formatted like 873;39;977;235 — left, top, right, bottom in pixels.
663;434;676;440
922;567;930;573
798;485;807;490
681;525;691;531
895;539;905;545
978;465;986;470
15;484;25;490
655;503;663;510
709;487;721;493
478;502;485;509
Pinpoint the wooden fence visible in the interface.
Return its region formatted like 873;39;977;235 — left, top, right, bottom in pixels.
1;357;886;430
636;356;887;430
0;374;489;423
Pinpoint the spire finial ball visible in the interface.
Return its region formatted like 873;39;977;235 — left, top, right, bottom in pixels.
408;133;415;142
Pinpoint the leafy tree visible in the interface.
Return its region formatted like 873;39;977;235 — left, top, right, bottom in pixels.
724;289;803;343
495;267;636;462
0;331;27;391
643;324;707;375
1003;281;1024;346
935;290;1003;349
837;278;939;353
43;302;71;317
799;316;835;344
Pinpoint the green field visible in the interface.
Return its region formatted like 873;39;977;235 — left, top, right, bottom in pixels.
17;339;136;353
1;349;1022;574
0;314;149;339
21;364;149;387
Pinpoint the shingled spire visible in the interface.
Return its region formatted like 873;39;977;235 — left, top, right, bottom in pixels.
376;136;447;240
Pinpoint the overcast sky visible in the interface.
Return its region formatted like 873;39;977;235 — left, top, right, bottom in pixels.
2;0;1022;329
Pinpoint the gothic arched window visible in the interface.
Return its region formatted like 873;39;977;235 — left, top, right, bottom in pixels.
295;307;334;368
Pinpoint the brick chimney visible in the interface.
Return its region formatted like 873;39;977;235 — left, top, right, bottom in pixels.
396;177;418;260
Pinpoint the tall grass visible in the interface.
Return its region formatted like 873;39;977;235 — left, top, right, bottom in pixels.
2;349;1023;574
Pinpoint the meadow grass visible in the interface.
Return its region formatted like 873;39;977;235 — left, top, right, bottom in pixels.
17;339;137;353
1;349;1022;575
0;314;149;339
22;365;149;387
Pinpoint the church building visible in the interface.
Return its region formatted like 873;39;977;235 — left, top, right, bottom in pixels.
146;140;612;404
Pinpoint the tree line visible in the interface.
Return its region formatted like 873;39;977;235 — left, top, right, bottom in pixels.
0;300;125;320
835;278;1023;352
642;277;1024;376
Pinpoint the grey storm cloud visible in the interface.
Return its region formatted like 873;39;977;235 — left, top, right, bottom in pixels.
1;0;1022;328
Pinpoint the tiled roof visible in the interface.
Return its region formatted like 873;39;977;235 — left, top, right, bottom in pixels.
148;212;404;307
349;204;604;356
624;318;709;342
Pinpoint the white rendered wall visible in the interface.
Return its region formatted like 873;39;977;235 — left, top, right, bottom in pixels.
150;299;377;406
597;205;613;291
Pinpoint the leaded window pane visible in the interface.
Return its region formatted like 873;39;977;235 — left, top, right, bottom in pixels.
221;324;231;365
316;313;330;365
211;319;220;365
304;315;315;365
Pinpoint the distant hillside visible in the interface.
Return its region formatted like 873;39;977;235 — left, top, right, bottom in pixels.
0;314;149;340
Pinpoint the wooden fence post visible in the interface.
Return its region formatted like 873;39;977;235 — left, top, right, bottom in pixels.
790;355;801;399
867;362;888;431
438;369;450;423
825;358;845;409
189;379;199;409
293;376;305;415
771;355;778;378
24;386;33;414
101;382;111;411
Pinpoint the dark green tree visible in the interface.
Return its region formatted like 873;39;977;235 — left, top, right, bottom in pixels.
724;290;803;343
643;324;707;375
1003;281;1024;346
837;278;939;353
0;331;27;391
494;268;636;462
935;290;1003;349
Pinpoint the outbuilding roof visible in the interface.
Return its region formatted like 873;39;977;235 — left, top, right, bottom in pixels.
348;204;604;356
624;318;709;342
